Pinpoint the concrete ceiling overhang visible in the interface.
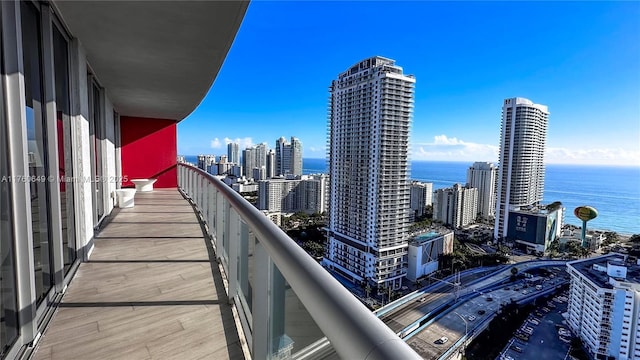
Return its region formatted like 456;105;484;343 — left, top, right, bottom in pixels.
53;0;249;121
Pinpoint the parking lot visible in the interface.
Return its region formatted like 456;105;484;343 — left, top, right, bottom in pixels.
498;292;571;360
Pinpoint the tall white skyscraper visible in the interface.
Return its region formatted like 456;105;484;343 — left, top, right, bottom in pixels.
227;142;239;164
466;162;497;220
324;56;415;290
255;143;267;170
494;97;549;240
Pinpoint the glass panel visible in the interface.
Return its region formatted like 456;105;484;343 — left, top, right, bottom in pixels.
52;25;76;273
22;0;53;305
238;221;253;311
270;266;325;359
222;198;229;262
1;14;20;353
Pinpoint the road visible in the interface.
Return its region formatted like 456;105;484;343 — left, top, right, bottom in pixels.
404;263;568;359
379;268;497;333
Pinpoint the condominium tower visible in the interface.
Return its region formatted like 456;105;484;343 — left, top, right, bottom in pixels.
324;56;415;290
433;184;478;228
275;136;303;177
227;142;240;164
466;162;497;220
566;254;640;360
410;181;433;220
494;97;548;240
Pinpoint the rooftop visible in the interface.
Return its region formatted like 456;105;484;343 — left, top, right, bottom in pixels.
569;253;640;290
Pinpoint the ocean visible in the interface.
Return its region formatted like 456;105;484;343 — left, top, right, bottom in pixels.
302;158;640;236
184;156;639;235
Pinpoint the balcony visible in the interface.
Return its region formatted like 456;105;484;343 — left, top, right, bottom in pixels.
32;190;244;359
31;164;420;360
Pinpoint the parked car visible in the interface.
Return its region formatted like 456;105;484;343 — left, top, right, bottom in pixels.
468;315;476;321
417;297;427;303
511;345;523;353
477;309;486;315
436;336;449;344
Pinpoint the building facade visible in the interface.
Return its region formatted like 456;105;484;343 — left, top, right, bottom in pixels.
410;181;433;221
495;97;549;240
197;154;216;171
257;175;328;214
275;136;302;177
567;254;640;360
433;184;478;228
0;1;247;358
227;142;240;164
324;56;415;290
507;206;564;253
266;149;276;179
407;230;454;281
466;161;497;220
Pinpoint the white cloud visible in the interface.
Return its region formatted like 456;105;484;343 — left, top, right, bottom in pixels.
545;147;640;166
413;135;499;162
308;146;325;153
412;134;640;166
211;137;254;149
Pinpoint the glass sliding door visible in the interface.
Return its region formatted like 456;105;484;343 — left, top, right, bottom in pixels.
88;80;104;227
52;23;76;273
0;5;19;353
21;0;54;305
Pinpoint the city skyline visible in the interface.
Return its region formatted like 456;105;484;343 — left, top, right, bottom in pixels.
177;1;640;166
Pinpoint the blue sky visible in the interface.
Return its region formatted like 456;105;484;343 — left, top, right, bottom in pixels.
178;1;640;166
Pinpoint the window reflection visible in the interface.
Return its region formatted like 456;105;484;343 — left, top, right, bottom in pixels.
1;4;19;352
53;25;76;273
22;0;53;305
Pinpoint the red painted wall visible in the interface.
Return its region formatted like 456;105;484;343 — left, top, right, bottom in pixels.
120;116;177;188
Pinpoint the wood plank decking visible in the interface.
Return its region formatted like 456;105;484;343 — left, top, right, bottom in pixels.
32;190;245;360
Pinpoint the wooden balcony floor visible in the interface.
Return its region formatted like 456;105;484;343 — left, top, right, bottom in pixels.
32;190;245;360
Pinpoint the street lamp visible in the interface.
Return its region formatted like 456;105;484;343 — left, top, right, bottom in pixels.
454;311;468;352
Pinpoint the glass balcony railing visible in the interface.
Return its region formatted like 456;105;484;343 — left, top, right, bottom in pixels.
177;164;421;360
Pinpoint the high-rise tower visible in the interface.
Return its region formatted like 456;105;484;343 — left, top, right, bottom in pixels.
324;56;415;290
466;162;497;220
290;137;303;176
227;142;239;164
275;136;302;177
494;97;549;240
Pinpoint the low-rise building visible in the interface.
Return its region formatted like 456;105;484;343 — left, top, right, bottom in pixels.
567;254;640;360
406;230;454;281
507;205;564;253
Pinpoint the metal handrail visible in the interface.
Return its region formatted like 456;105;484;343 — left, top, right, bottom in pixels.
178;163;421;360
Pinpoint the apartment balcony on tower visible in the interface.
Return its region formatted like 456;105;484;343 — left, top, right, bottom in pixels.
0;2;420;360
